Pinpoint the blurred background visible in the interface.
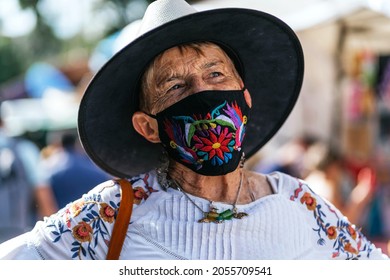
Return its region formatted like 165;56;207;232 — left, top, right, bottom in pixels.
0;0;389;254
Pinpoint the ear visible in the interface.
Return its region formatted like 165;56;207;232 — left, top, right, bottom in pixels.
132;111;161;143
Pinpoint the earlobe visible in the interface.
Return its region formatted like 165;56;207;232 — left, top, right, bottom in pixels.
243;88;252;108
132;112;161;143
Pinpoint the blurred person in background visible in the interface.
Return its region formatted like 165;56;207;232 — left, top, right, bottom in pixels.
251;135;318;178
303;142;376;226
37;130;111;214
0;104;41;242
361;159;390;252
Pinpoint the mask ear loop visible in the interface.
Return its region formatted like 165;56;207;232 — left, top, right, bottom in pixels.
142;111;157;119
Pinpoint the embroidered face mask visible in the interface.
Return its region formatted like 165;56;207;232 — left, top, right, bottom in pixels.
152;89;250;176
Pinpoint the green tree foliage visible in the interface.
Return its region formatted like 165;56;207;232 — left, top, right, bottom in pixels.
0;0;153;87
0;38;23;85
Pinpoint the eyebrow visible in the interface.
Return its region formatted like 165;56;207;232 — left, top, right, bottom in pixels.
202;59;223;69
156;59;225;87
156;74;179;88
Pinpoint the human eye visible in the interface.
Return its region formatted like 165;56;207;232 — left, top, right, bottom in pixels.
207;71;227;83
210;71;222;78
167;83;184;93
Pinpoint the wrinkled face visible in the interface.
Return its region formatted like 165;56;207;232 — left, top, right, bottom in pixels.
140;42;245;115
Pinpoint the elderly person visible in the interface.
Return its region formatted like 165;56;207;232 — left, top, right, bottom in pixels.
0;0;388;260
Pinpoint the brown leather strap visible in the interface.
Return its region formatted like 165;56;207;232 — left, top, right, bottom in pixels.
106;179;134;260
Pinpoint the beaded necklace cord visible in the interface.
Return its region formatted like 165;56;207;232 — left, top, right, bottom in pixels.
173;170;248;223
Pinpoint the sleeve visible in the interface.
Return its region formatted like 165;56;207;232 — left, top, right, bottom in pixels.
0;179;127;260
284;174;389;260
0;232;44;260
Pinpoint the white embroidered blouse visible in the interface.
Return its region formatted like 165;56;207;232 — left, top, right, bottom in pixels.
0;171;388;260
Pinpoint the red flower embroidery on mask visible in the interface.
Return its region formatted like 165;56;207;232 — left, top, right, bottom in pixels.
193;126;234;166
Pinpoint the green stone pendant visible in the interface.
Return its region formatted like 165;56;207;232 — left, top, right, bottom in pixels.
198;206;248;223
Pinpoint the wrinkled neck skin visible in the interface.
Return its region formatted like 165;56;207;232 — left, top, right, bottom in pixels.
167;160;271;205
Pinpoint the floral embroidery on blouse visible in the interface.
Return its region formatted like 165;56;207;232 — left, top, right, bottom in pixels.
131;173;159;205
43;173;158;259
290;179;374;260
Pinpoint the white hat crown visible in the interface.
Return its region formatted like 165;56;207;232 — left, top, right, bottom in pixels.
137;0;197;36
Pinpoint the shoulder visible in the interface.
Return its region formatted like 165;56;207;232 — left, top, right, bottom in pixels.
127;170;162;205
31;170;162;259
33;179;121;259
264;171;388;259
251;170;304;199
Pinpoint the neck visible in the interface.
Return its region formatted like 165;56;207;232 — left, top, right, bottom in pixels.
168;161;242;204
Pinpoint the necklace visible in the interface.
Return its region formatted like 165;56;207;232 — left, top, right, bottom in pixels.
173;170;249;223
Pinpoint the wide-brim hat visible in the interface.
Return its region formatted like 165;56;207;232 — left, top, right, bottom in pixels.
78;0;304;178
